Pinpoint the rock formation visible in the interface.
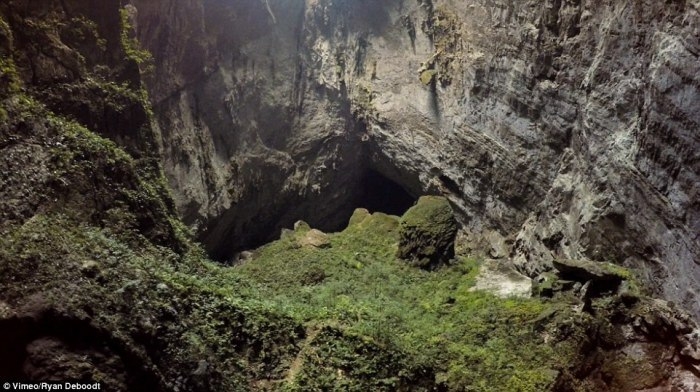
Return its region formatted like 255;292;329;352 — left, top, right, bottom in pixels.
2;0;700;390
132;0;700;317
397;195;458;268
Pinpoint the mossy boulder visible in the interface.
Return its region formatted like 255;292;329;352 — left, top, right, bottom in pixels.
397;196;458;269
299;228;331;249
353;211;400;234
348;208;371;227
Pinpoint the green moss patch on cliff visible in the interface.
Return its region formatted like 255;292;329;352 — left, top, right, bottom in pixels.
0;14;18;119
119;6;154;75
419;5;463;87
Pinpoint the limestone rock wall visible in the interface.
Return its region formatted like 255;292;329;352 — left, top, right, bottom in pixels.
133;0;700;316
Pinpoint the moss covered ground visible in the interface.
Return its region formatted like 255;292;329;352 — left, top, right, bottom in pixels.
186;211;562;391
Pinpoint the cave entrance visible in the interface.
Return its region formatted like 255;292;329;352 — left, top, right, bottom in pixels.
299;168;417;237
353;169;416;217
207;168;419;263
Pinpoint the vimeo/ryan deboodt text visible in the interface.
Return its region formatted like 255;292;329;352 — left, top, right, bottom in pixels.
3;382;101;391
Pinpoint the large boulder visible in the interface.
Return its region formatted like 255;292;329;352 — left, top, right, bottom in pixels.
299;229;331;249
397;196;458;269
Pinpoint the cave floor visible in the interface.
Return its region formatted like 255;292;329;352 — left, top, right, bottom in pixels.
192;211;561;390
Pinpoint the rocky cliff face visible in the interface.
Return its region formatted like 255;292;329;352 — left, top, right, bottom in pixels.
133;0;700;316
2;0;700;389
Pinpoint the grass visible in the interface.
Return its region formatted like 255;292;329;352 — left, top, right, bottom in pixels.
179;212;561;391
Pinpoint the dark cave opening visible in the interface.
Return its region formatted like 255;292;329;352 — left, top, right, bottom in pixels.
207;168;419;263
291;168;417;240
354;169;417;216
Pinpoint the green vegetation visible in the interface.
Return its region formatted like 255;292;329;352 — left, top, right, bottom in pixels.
0;57;19;119
0;54;18;94
0;93;567;390
119;7;154;74
396;196;458;268
62;15;107;53
600;261;634;280
118;6;155;123
188;210;561;391
0;14;10;43
420;69;438;86
0;90;302;389
0;208;301;390
0;5;664;390
81;76;156;121
0;15;18;120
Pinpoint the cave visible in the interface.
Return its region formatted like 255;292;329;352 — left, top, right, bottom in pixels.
298;168;417;238
353;169;417;216
209;168;419;262
284;168;417;240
